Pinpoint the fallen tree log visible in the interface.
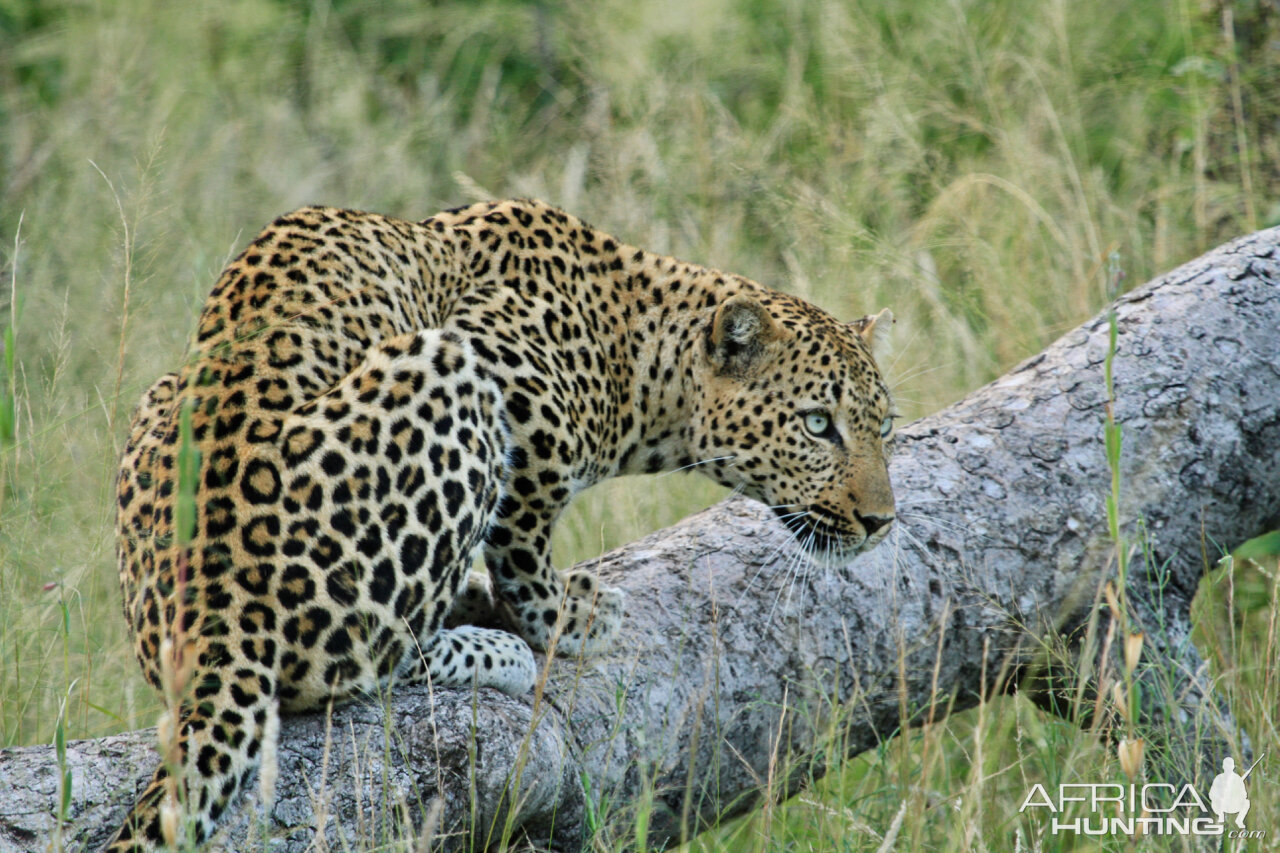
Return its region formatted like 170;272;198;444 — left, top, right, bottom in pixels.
2;228;1278;852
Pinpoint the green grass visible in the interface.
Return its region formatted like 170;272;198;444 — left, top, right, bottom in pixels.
1;0;1276;849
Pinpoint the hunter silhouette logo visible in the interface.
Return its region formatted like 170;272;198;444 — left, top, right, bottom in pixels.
1210;755;1261;829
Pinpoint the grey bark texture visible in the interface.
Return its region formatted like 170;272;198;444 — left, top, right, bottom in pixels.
2;228;1278;852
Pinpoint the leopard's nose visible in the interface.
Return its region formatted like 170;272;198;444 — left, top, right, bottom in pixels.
855;511;894;536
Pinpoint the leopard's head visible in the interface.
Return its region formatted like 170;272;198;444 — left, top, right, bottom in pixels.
688;290;896;566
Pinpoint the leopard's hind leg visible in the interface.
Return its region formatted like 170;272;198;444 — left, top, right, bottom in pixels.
113;375;274;848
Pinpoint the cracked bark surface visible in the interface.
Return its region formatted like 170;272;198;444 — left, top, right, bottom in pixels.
2;228;1278;852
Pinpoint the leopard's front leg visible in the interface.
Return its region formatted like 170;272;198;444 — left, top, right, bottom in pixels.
484;509;625;656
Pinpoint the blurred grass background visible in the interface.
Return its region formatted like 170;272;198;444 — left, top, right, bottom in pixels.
1;0;1277;849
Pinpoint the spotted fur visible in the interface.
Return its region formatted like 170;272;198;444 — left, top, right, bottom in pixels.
107;199;896;849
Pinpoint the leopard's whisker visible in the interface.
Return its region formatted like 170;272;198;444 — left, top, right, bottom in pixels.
658;454;738;477
755;529;800;579
890;521;931;556
769;527;815;623
735;521;804;607
897;510;995;544
772;510;809;523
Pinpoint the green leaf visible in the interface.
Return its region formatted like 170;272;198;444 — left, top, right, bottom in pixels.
580;771;599;833
1232;530;1280;562
175;400;202;546
84;700;126;723
0;392;13;444
60;769;73;818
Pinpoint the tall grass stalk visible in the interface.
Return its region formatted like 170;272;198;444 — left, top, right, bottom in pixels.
0;213;19;454
88;159;137;450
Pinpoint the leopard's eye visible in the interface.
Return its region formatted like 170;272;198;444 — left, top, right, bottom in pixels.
804;411;831;437
880;415;895;438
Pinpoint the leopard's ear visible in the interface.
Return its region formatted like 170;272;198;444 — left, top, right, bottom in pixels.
706;294;781;375
850;308;894;363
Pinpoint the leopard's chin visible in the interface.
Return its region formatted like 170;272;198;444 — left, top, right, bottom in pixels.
768;505;886;568
799;536;874;569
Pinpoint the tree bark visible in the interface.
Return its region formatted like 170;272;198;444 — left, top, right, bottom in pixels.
3;228;1278;853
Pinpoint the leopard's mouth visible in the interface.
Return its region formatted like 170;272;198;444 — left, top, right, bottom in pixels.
770;505;866;566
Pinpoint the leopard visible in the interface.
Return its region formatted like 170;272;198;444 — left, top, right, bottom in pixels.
106;198;896;850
